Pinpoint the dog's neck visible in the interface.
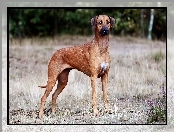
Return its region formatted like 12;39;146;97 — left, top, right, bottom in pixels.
94;33;109;52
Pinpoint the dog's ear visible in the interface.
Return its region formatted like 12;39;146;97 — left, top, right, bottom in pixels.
91;16;98;29
109;16;115;29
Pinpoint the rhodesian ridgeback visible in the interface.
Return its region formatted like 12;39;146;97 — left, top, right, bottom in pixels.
38;15;115;118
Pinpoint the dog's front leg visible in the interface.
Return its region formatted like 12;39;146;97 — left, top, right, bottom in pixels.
101;72;110;112
91;75;98;116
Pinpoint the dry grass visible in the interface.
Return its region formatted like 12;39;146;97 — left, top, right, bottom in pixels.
8;36;166;124
166;39;174;129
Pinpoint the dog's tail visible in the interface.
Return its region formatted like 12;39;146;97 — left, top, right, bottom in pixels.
38;85;47;88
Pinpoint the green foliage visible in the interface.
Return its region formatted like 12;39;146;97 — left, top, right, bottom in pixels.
160;63;166;75
147;107;166;124
146;94;166;124
146;83;166;124
151;50;165;63
8;8;166;40
152;9;166;41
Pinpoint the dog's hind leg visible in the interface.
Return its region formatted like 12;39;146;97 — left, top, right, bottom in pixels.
52;68;71;114
39;61;61;118
39;79;57;118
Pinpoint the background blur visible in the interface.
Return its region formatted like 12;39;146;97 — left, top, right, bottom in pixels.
8;8;166;41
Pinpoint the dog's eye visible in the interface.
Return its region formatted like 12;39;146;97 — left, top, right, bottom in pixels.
98;21;102;25
106;20;110;24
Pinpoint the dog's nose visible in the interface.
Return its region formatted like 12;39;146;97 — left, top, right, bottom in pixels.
100;26;109;36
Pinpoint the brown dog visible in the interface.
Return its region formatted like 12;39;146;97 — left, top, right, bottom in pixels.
38;15;115;118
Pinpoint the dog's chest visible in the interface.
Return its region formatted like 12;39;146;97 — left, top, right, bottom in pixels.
96;52;110;76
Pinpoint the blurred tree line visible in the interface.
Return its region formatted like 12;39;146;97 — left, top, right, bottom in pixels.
8;8;166;41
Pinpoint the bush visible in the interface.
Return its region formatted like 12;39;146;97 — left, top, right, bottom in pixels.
8;8;166;40
146;84;166;124
151;50;165;63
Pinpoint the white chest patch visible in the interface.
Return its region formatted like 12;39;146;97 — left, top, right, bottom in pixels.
100;62;109;74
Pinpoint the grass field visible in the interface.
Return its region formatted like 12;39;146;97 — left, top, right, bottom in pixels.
7;35;166;124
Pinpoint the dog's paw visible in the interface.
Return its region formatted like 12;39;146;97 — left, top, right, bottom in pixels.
52;108;57;114
93;109;99;116
104;104;113;114
39;111;44;118
105;108;113;114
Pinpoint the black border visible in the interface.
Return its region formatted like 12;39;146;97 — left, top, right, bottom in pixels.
7;7;9;125
7;6;167;125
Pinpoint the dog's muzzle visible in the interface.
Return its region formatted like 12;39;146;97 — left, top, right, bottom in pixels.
100;26;109;36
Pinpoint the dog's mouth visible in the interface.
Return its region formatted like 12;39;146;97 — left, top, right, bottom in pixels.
99;26;109;36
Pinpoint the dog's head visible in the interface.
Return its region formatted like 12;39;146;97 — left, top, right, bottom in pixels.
91;15;115;36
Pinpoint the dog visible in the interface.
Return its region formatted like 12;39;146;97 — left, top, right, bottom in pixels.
38;15;115;118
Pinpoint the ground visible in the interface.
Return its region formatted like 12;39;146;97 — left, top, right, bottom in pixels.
7;35;166;124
